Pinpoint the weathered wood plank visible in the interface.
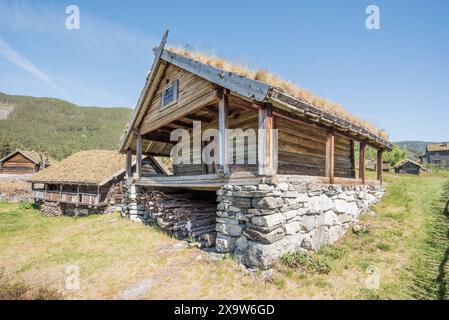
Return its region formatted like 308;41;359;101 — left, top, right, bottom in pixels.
326;131;335;184
359;142;366;184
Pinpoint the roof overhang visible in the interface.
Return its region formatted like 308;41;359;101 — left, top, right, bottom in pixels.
119;31;393;153
118;31;169;153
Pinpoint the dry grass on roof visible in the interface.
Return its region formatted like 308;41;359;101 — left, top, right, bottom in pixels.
30;150;126;184
168;47;389;140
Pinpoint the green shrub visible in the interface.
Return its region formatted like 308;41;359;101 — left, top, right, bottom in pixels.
18;201;33;210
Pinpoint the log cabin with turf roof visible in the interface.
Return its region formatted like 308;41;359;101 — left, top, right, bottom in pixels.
119;32;394;269
29;150;168;216
394;159;423;175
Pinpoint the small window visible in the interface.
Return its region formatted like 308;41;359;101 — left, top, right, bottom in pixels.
161;80;178;108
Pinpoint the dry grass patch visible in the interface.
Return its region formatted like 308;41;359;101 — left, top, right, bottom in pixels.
1;172;448;299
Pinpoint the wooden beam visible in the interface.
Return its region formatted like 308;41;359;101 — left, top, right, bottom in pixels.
377;149;384;184
184;114;212;123
142;133;174;144
77;185;80;206
326;130;335;184
135;129;142;179
359;142;366;184
258;103;274;176
172;120;193;129
126;149;132;179
218;92;229;175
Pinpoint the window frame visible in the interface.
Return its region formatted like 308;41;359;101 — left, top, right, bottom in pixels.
160;80;179;108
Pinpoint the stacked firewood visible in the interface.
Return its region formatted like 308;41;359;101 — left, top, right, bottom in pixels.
141;191;217;248
39;201;63;216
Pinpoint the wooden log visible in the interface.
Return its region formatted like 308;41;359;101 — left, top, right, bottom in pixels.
326;131;335;184
140;191;217;247
359;142;366;184
258;103;274;176
126;149;132;179
136;129;142;179
218;92;229;175
377;149;384;184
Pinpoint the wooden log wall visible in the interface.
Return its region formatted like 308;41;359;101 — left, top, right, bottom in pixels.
277;117;354;178
0;153;37;174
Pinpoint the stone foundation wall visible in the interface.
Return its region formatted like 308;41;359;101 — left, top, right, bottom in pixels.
215;182;384;269
121;180;148;222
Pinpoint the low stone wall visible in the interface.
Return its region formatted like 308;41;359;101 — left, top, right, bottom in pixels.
215;182;384;269
36;200;113;216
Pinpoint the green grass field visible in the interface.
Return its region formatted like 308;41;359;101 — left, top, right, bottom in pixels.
1;173;448;299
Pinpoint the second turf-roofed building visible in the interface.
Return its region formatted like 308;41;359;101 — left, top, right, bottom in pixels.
119;32;393;268
29;150;168;216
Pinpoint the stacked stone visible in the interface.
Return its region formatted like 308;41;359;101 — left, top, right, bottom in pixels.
215;182;384;269
121;181;147;222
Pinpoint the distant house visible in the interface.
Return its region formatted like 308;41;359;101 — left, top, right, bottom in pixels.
382;161;391;172
420;143;449;167
394;159;423;175
0;150;40;174
29;150;169;216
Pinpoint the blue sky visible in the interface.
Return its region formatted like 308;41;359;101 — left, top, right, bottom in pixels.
0;0;448;141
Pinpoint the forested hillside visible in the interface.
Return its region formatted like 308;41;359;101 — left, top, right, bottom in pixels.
0;92;132;160
394;141;437;154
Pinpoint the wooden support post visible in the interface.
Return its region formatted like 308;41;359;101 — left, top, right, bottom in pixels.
326;130;335;184
258;103;274;176
377;149;384;184
359;142;366;184
135;129;142;179
125;149;132;179
350;140;356;178
218;92;229;175
44;183;47;199
97;185;100;205
59;184;63;202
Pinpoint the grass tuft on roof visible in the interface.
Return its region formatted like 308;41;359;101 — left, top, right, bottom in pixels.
29;150;126;185
168;47;389;140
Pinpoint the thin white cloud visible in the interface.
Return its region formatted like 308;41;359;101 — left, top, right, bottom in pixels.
0;0;156;56
0;36;61;91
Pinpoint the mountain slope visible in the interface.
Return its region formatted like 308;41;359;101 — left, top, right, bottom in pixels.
394;141;438;154
0;92;132;160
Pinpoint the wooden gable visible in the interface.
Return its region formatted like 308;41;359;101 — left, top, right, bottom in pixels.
0;152;38;174
139;63;217;136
